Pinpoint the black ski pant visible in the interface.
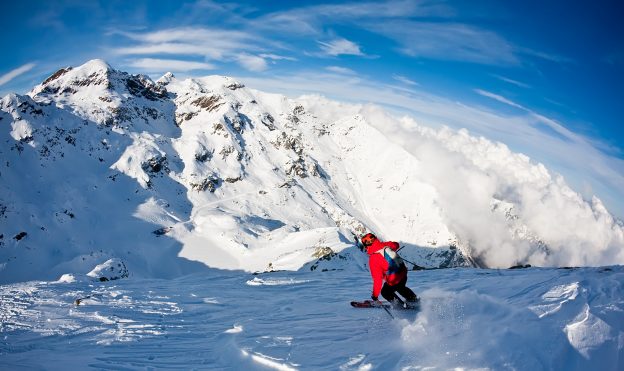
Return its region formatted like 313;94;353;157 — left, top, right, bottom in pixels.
381;275;417;303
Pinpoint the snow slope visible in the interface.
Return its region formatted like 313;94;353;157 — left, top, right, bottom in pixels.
1;259;622;370
1;60;623;284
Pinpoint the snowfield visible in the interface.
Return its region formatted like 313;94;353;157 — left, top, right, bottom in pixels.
1;262;622;370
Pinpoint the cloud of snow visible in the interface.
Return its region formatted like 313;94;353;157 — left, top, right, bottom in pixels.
356;105;624;267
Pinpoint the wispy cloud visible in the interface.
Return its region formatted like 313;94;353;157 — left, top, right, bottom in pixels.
375;21;519;65
107;2;566;70
113;27;261;59
318;38;365;56
325;66;357;75
474;89;583;144
254;2;565;67
259;53;297;61
116;43;211;57
393;74;419;86
491;74;531;89
474;89;525;110
253;0;454;35
112;27;277;72
516;46;575;64
237;54;268;72
0;63;37;86
251;2;517;65
118;27;252;45
126;58;215;72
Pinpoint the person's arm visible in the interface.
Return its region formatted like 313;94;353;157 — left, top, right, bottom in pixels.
388;241;400;251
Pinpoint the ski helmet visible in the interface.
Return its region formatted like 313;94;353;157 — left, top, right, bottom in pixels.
361;233;376;246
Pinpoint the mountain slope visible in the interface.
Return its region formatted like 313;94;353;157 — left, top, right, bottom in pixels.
1;60;623;283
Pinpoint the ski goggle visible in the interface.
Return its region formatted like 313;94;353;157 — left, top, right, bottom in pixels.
361;233;375;246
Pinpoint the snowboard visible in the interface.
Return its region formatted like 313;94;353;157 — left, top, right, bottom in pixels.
350;299;420;310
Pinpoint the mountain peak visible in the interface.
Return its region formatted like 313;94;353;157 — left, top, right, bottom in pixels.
157;72;175;85
31;59;167;102
76;58;113;73
32;59;115;97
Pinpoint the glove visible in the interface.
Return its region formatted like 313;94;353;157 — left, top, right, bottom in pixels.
371;295;378;301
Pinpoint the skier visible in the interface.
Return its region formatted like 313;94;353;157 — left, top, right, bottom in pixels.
361;233;418;307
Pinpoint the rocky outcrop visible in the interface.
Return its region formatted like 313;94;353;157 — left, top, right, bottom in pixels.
86;258;129;282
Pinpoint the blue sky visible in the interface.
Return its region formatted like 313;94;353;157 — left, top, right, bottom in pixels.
1;0;623;218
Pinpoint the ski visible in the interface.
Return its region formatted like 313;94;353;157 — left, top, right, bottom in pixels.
350;299;420;310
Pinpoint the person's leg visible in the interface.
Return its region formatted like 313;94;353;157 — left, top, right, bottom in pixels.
397;285;418;302
380;282;398;302
395;275;418;302
382;283;410;308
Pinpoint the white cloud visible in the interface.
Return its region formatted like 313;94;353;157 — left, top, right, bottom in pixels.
113;27;273;64
325;66;356;75
237;54;268;72
259;53;297;61
474;89;585;146
115;42;226;59
257;2;566;66
474;89;525;110
118;27;252;45
251;0;552;65
516;46;575;64
374;21;519;65
491;74;531;89
318;38;364;56
254;0;454;35
255;2;555;66
393;74;419;86
0;63;37;86
126;58;215;72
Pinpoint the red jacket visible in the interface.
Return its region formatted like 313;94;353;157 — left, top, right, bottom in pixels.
367;239;407;298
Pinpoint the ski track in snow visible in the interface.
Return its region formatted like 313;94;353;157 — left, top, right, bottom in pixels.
1;267;623;370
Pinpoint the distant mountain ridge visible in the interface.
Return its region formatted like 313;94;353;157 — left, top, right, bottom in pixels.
1;60;622;283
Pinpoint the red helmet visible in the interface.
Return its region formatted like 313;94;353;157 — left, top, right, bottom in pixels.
361;233;376;246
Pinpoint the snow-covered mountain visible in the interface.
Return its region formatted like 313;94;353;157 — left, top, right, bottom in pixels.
1;60;623;283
